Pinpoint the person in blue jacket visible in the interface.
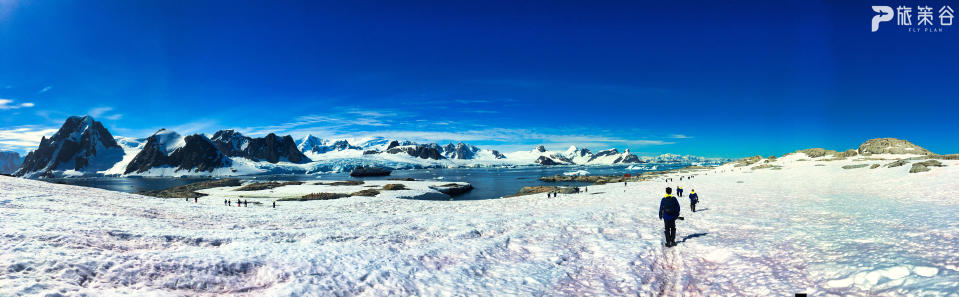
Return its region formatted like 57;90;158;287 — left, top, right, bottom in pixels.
689;190;699;212
659;187;681;247
677;186;684;197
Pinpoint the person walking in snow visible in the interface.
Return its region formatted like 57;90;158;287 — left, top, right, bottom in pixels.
677;186;684;197
273;201;276;208
689;190;699;212
194;197;198;203
659;187;681;247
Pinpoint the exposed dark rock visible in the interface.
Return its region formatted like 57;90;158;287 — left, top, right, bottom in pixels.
490;150;506;159
211;130;310;163
858;138;933;156
386;143;446;160
534;156;560;165
349;166;392;177
443;142;480;159
429;183;473;196
351;189;380;196
510;186;579;197
381;184;407;190
323;180;365;186
733;156;764;167
125;130;231;174
234;181;303;191
841;164;869;169
587;149;619;162
15;116;123;177
136;178;242;198
909;160;944;173
884;160;909;168
281;192;351;201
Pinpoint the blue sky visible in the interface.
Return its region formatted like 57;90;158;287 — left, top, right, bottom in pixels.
1;0;957;158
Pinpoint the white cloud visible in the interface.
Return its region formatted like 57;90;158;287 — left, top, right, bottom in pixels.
104;114;123;120
669;134;693;139
0;98;36;110
0;125;59;152
38;86;53;94
87;107;113;118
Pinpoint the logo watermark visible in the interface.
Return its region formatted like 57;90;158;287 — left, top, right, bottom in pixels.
872;4;953;32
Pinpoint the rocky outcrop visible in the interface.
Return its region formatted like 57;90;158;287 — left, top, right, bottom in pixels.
136;178;242;198
15;115;123;177
510;186;580;197
0;151;21;174
734;156;763;167
909;160;944;173
490;150;506;159
884;160;909;168
211;130;309;163
125;130;231;174
858;138;933;156
429;183;473;196
794;148;839;158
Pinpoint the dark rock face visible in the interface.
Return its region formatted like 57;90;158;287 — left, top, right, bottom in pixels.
0;151;22;174
430;183;474;196
350;166;392;177
490;150;506;159
535;156;560;165
588;149;620;162
386;143;446;160
125;131;231;174
534;145;547;153
443;143;480;159
211;130;309;163
614;154;642;163
15;116;123;177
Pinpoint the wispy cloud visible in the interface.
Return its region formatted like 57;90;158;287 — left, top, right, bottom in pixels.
237;108;402;136
669;134;693;139
0;125;59;152
38;86;53;94
0;98;35;110
87;107;113;117
87;106;123;121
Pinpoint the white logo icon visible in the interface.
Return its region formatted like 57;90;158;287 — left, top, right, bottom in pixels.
872;6;894;31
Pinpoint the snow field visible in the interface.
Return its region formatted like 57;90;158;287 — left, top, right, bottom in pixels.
1;153;958;296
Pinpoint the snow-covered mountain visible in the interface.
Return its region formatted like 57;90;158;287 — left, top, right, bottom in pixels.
13;115;724;177
15;116;124;178
0;151;22;174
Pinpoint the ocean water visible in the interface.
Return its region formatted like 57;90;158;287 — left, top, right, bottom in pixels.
47;163;692;200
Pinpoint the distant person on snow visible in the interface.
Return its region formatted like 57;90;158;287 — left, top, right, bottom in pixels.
273;201;276;208
677;186;684;197
237;199;241;207
659;187;681;247
194;197;198;203
689;190;699;212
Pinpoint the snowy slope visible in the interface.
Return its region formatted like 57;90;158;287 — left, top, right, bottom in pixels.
2;154;957;296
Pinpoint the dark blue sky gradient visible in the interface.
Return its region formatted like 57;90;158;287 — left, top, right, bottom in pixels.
1;0;957;157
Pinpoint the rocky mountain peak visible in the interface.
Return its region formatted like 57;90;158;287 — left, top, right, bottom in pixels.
15;115;123;177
